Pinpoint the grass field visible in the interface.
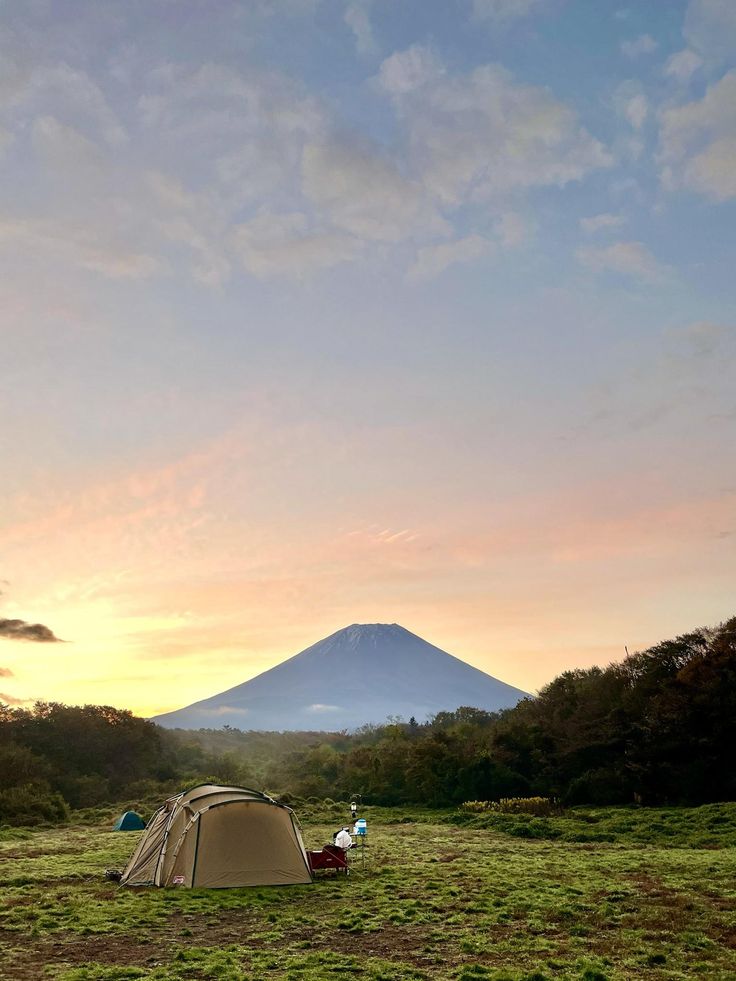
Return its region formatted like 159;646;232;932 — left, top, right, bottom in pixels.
1;804;735;980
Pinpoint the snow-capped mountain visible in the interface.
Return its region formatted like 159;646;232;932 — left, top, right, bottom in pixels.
152;623;528;731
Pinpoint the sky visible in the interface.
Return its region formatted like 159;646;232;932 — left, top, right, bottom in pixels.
1;0;734;719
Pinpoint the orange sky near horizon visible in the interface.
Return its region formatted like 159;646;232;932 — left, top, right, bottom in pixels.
2;416;733;717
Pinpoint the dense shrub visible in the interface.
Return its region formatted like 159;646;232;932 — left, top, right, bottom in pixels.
564;768;632;806
0;782;69;826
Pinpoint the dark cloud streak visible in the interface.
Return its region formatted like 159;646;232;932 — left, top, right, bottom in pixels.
0;618;63;642
0;691;28;706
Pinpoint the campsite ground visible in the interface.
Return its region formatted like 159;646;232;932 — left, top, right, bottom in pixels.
1;804;735;981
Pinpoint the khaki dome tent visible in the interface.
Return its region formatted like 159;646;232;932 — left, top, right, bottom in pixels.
120;784;312;889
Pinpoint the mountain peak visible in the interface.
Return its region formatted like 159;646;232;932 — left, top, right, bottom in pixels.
300;622;416;658
338;622;405;642
342;622;403;633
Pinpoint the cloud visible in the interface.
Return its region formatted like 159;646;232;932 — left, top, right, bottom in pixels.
612;81;649;135
0;15;616;285
198;705;250;717
471;0;545;21
30;114;108;178
135;60;470;281
580;213;626;234
0;19;614;285
664;49;703;82
666;320;734;358
345;1;375;55
621;34;659;58
683;0;736;66
0;219;164;280
231;211;357;279
0;432;239;591
145;173;232;285
378;45;443;95
408;235;493;281
342;525;421;555
0;667;13;677
378;48;611;207
157;215;231;286
659;71;736;200
0;75;170;281
576;241;671;283
302;139;447;242
3;62;127;146
0;618;62;642
0;51;333;285
139;62;326;165
623;93;649;130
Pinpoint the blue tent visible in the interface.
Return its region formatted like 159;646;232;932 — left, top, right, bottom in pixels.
113;810;146;831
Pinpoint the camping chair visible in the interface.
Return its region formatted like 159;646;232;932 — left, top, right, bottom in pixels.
307;845;350;875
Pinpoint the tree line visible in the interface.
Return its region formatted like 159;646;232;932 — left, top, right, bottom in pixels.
1;615;734;824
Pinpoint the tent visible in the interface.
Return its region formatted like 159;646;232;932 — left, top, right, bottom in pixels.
120;784;312;889
113;810;146;831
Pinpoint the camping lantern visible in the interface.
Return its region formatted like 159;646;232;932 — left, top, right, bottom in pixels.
350;793;362;819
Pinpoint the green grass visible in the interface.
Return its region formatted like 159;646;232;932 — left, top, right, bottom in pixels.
1;805;735;979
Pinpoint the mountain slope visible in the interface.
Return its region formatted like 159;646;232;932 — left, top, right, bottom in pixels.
152;623;529;731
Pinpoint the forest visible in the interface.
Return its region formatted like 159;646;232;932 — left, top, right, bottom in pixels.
1;615;734;825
